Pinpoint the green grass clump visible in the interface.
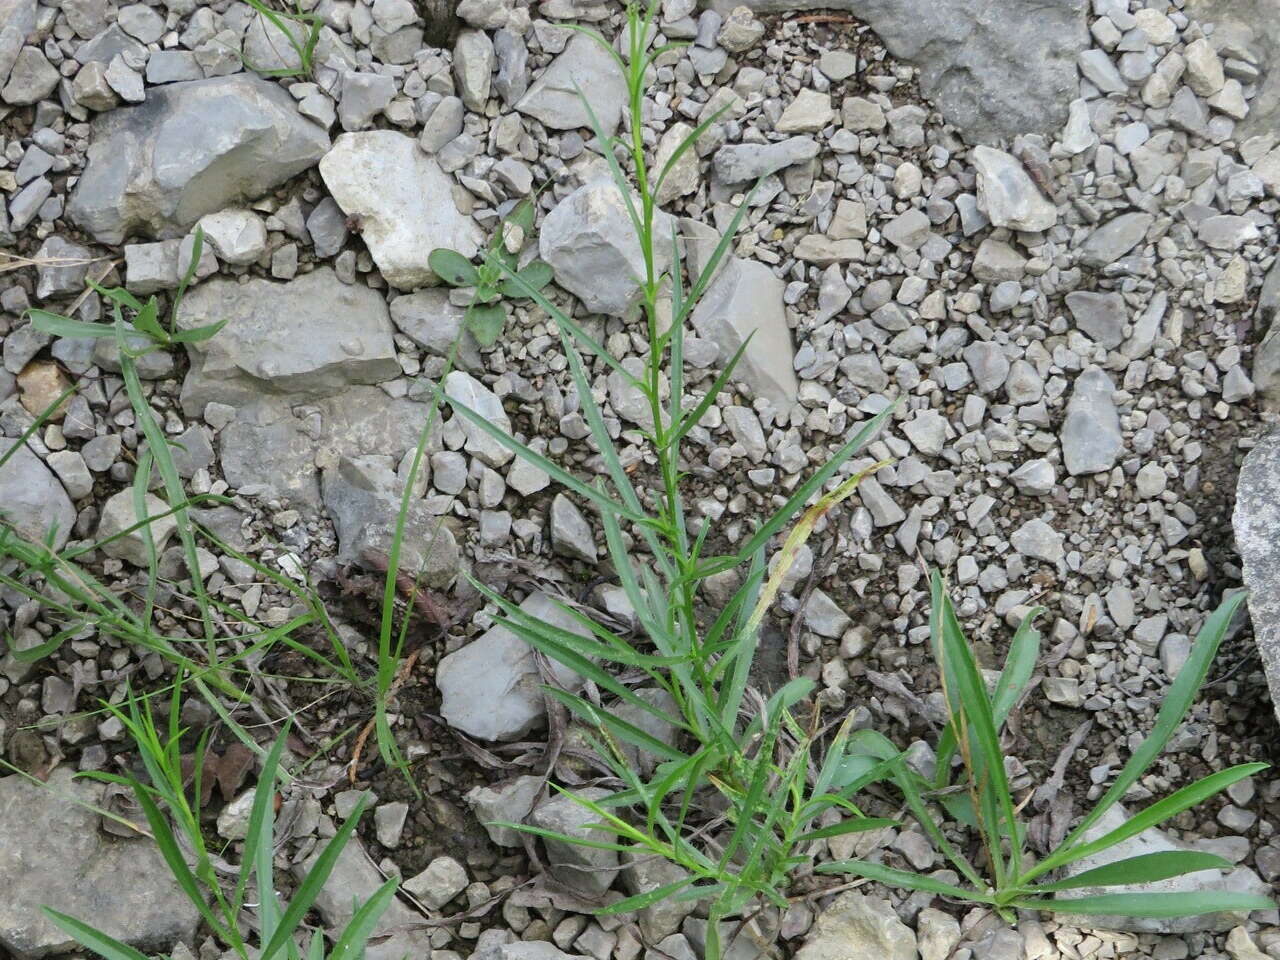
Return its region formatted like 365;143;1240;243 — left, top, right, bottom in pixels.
240;0;324;78
816;576;1269;922
434;1;1271;949
44;681;395;960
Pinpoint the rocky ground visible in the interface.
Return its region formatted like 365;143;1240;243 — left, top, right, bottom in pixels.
2;0;1280;957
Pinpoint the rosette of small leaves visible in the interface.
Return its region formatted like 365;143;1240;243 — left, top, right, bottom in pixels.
428;198;552;348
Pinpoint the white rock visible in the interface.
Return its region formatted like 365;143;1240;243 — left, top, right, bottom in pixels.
197;209;267;265
318;131;481;289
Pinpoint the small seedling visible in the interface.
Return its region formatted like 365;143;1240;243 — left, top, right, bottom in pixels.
428;198;552;347
817;575;1270;923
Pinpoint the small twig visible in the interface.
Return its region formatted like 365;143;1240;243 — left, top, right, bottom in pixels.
788;538;838;680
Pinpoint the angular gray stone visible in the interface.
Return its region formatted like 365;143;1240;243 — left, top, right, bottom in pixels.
319;130;481;290
1065;291;1127;349
177;268;399;414
0;439;75;550
466;775;543;846
1061;365;1122;476
527;788;619;896
795;892;916;960
712;136;819;184
444;370;513;468
69;75;330;245
454;29;494;110
97;489;178;565
711;0;1087;143
436;591;593;741
1078;212;1154;269
691;257;798;413
0;768;200;960
971;145;1056;232
295;839;432;960
1256;260;1280;411
1;47;58;104
516;32;627;135
34;236;94;300
1060;804;1270;932
389;288;484;371
550;492;597;563
1010;517;1064;564
322;455;459;589
218;389;439;508
539;179;675;317
1186;0;1280;142
1236;429;1280;726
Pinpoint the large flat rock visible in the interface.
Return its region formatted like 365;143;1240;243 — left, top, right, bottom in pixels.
68;74;329;244
0;768;199;959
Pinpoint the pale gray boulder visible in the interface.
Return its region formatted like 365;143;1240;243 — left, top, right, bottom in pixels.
68;74;330;244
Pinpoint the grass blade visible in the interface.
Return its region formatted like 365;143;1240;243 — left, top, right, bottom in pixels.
1032;851;1234;893
1019;890;1272;918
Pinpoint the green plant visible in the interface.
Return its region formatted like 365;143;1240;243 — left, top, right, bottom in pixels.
14;227;459;788
6;230;364;750
432;1;1270;946
43;680;396;960
240;0;324;78
813;575;1270;922
428;198;553;348
432;5;899;956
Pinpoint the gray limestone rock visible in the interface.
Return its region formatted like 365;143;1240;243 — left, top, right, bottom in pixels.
527;788;619;896
444;370;513;468
550;492;597;563
218;389;444;508
34;236;94;300
0;439;75;551
177;268;399;414
1235;429;1280;726
971;145;1056;232
389;288;484;371
1186;0;1280;142
322;455;459;588
1061;365;1122;476
294;839;432;960
540;180;675;317
691;257;798;413
1065;291;1127;349
68;74;330;245
712;136;819;184
0;769;200;960
794;892;916;960
1;47;58;104
710;0;1087;143
318;131;481;289
516;32;627;135
97;489;178;566
436;591;594;741
1078;212;1154;269
1060;804;1270;933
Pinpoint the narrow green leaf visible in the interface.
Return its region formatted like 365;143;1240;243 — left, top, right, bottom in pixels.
599;877;695;914
816;859;986;900
329;877;400;960
1034;763;1268;878
795;817;898;842
27;309;116;339
1033;851;1234;893
1020;890;1273;918
1053;591;1247;855
41;910;153;960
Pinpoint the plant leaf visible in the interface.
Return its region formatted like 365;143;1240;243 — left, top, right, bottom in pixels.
428;248;480;287
466;302;507;347
1033;851;1234;893
1019;890;1273;918
41;910;153;960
